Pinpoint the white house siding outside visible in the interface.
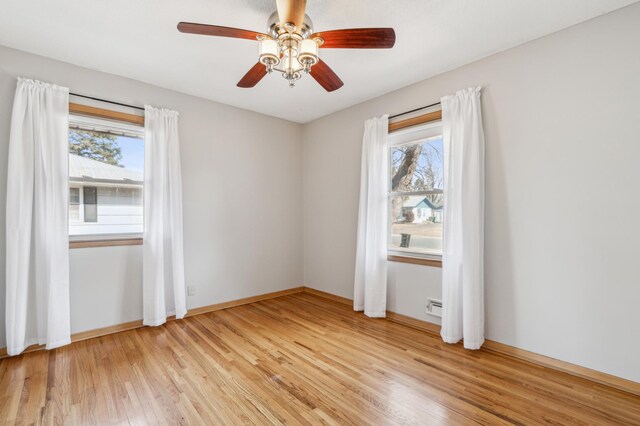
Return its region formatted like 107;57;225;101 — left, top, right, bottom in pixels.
69;154;143;236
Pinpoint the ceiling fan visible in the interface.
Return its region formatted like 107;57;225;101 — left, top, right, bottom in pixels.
177;0;395;92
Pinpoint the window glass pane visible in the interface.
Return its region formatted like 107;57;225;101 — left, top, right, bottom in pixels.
390;194;443;255
388;129;444;256
83;186;97;205
390;136;443;193
84;203;98;223
68;120;144;236
70;187;80;204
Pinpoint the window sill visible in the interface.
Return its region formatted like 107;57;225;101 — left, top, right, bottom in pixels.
69;238;143;249
387;254;442;268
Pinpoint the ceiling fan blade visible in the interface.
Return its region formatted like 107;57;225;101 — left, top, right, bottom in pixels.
313;28;396;48
310;60;344;92
276;0;307;29
177;22;267;41
237;62;268;88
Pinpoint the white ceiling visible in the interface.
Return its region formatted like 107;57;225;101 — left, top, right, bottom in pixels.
0;0;637;123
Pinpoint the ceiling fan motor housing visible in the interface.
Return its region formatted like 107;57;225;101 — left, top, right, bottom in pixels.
267;11;314;39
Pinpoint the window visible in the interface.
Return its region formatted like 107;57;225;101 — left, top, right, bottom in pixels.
83;186;98;222
69;187;80;222
388;121;443;258
68;114;144;239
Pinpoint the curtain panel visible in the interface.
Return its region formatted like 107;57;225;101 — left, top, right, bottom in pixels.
440;87;485;349
143;105;187;326
354;115;389;317
5;78;71;355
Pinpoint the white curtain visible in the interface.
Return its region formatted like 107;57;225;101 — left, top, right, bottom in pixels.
143;105;187;326
354;115;389;317
440;87;485;349
5;78;71;355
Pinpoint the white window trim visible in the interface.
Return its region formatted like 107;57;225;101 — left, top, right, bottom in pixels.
69;233;144;243
387;121;444;259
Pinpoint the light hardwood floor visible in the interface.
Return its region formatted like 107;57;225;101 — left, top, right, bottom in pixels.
1;292;639;425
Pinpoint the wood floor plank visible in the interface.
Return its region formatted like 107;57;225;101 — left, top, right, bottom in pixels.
1;292;639;425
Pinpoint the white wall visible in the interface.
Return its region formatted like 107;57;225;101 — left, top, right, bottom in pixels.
0;45;304;343
303;3;640;382
69;246;143;331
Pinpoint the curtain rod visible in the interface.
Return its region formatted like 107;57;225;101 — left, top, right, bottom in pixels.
389;101;441;120
69;93;145;111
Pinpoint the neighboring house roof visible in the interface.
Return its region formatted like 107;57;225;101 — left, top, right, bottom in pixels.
403;195;428;208
69;154;143;184
402;195;443;210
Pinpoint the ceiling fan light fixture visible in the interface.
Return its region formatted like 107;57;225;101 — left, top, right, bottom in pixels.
298;39;319;69
259;39;280;70
281;54;303;87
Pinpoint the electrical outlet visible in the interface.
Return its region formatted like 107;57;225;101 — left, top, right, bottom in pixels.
187;285;196;297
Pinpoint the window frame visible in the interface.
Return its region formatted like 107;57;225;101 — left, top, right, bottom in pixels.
387;119;444;266
68;104;145;248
